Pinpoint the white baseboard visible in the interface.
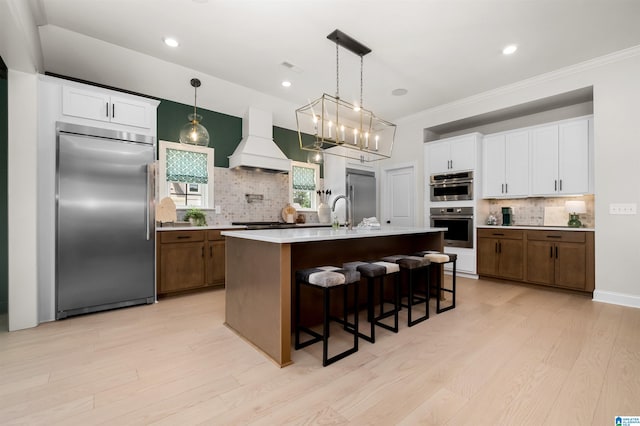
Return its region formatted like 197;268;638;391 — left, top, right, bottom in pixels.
592;290;640;309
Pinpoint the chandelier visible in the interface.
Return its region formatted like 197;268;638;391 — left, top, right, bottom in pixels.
296;29;396;163
179;78;210;146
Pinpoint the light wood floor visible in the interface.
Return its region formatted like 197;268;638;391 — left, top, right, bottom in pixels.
1;277;639;425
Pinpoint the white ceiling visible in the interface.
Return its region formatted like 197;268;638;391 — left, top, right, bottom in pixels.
29;0;640;121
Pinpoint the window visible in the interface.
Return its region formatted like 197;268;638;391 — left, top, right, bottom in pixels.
290;161;319;211
158;140;214;209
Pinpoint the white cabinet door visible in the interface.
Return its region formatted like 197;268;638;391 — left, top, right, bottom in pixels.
110;95;153;129
62;86;110;123
62;86;154;130
558;119;589;194
530;124;559;196
531;118;590;196
426;140;451;174
427;135;477;174
504;130;529;197
482;134;506;198
449;135;476;172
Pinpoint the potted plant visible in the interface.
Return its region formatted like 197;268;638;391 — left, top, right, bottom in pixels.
183;208;207;226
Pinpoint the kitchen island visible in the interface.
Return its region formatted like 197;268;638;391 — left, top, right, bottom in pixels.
221;226;446;367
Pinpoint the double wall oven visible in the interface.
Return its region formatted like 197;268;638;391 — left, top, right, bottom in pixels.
429;170;475;249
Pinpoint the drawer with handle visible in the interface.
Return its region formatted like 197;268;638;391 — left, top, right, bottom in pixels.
159;230;205;243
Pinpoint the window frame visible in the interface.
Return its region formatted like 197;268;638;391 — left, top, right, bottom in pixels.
290;160;320;212
158;140;215;210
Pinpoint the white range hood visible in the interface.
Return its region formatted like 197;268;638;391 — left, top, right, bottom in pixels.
228;107;291;173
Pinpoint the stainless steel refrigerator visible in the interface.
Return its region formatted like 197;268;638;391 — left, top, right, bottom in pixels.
346;168;376;225
56;123;155;319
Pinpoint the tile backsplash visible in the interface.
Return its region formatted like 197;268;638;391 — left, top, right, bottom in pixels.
480;195;594;228
177;167;323;225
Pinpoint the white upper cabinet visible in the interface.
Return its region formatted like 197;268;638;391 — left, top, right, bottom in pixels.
530;117;591;196
427;133;478;174
62;85;155;130
482;130;529;198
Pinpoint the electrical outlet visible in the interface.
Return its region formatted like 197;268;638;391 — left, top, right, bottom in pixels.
215;205;221;214
609;203;637;215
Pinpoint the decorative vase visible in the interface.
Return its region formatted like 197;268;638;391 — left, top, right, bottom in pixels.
318;202;331;224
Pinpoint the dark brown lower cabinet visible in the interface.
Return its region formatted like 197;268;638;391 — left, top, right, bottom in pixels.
477;229;524;281
477;228;594;293
157;229;228;296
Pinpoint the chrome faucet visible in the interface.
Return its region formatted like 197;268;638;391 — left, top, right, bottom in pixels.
331;193;353;230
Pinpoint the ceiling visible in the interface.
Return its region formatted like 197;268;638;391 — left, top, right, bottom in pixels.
27;0;640;121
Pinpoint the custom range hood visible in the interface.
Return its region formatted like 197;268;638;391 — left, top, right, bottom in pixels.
229;107;291;173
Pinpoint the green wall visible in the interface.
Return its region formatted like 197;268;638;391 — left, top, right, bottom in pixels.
156;99;317;171
0;56;8;315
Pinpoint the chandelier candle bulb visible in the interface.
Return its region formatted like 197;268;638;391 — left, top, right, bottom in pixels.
353;128;358;144
365;132;369;148
328;121;333;139
341;125;345;143
375;134;379;151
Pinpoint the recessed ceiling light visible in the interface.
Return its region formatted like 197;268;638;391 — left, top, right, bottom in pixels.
281;80;291;88
163;37;179;48
502;44;518;55
391;88;408;96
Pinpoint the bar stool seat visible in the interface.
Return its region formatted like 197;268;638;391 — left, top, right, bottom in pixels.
381;255;431;326
343;261;400;343
414;251;457;313
294;266;360;366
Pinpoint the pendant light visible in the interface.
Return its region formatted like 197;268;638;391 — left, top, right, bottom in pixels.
179;78;210;146
296;29;396;163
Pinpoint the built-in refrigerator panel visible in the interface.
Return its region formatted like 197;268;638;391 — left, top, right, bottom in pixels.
56;123;155;319
346;168;376;226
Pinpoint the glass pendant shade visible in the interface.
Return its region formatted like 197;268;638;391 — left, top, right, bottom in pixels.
306;146;324;164
179;113;209;146
180;78;210;146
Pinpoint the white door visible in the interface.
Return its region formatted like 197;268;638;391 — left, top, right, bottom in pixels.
383;165;415;227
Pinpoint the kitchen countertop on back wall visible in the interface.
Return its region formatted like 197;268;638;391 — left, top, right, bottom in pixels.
477;225;594;231
156;223;332;231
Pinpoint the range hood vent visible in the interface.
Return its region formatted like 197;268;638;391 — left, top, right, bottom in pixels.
229;108;291;173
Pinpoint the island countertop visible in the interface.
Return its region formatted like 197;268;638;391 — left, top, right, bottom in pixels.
221;226;447;244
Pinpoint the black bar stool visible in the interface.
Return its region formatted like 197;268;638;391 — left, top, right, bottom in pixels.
343;261;400;343
380;255;431;326
414;251;457;313
294;266;361;366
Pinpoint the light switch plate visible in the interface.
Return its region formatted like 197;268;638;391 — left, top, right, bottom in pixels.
215;205;221;214
609;203;637;215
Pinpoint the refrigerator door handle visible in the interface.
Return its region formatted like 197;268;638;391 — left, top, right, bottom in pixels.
146;163;155;241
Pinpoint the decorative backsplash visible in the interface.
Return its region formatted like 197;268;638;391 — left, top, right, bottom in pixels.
480;195;595;228
180;167;323;225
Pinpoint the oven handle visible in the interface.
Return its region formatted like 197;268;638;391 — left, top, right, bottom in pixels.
429;179;473;186
430;215;474;220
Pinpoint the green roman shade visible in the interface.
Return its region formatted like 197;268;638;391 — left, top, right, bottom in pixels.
292;166;315;190
166;148;208;184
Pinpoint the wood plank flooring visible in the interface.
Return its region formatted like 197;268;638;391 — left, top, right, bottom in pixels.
1;277;639;425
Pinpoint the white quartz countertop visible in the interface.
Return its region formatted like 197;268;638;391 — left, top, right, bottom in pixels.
221;226;447;244
477;225;594;232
